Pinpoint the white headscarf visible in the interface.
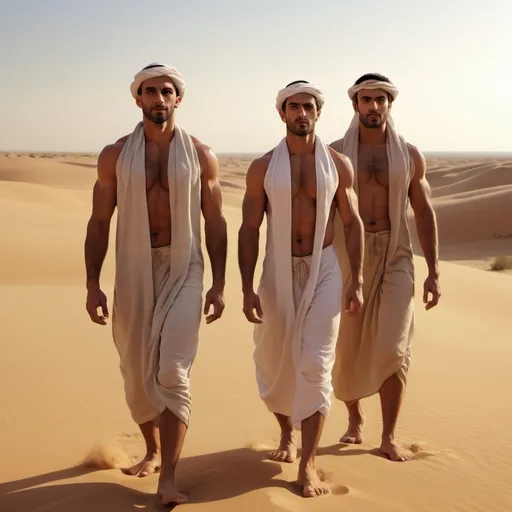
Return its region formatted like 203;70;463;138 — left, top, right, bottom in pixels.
275;80;325;112
130;62;185;100
347;79;399;102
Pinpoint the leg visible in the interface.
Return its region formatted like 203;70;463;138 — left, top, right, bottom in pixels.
157;409;189;505
340;399;366;444
297;412;330;497
121;418;161;477
268;413;297;463
379;372;413;461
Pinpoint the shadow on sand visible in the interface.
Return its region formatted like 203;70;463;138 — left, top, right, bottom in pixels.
0;446;296;511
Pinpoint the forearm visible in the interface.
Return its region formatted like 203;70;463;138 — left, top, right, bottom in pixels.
415;205;439;276
344;217;364;285
205;216;227;288
84;219;110;289
238;226;259;293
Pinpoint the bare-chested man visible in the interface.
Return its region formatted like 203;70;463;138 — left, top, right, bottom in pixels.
238;80;364;497
84;63;227;505
331;73;440;461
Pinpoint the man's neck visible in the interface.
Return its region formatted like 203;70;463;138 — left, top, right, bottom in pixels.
359;122;387;146
143;117;176;146
286;132;316;156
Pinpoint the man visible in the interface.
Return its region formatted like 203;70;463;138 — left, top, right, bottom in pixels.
330;73;440;462
238;80;364;497
84;62;227;505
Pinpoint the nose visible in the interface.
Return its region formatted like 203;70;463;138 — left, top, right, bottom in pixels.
297;105;307;117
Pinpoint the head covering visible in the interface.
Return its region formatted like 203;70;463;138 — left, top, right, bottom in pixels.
275;80;325;112
130;62;185;100
347;79;399;102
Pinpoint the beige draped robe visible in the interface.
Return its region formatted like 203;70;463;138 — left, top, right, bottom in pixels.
332;115;416;402
112;122;204;426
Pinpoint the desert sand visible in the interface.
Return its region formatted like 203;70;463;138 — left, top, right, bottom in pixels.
1;151;511;512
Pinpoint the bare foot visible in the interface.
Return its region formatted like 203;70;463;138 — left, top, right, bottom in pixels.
340;417;366;444
157;476;188;506
380;439;414;462
269;431;297;463
297;465;330;498
121;452;161;477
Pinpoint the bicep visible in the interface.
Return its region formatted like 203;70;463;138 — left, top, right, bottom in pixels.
200;149;224;220
334;155;359;226
91;147;117;222
408;148;432;215
241;162;266;229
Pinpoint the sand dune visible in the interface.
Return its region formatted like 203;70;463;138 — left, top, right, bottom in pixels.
1;153;511;511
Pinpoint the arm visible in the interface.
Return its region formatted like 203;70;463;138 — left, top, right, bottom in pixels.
198;143;227;289
408;145;439;276
331;150;364;286
238;156;268;322
197;141;228;323
408;144;441;309
84;143;119;323
330;149;365;316
238;157;267;294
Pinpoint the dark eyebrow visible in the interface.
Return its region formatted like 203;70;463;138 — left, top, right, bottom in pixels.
361;95;386;100
289;101;314;107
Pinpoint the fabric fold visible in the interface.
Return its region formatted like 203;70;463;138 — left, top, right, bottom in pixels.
253;136;340;425
112;121;204;426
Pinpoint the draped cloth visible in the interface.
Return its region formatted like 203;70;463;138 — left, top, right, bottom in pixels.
253;136;341;425
112;121;204;426
332;81;416;401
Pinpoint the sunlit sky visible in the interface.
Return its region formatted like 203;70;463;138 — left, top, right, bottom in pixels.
1;0;511;153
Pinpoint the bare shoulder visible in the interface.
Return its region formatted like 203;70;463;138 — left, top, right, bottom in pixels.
327;146;354;185
246;150;274;183
406;142;426;178
329;137;344;153
97;141;125;180
190;135;219;178
115;134;131;144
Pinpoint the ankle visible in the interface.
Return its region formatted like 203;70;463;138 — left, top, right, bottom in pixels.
299;458;315;473
281;428;295;439
146;446;160;457
381;434;395;444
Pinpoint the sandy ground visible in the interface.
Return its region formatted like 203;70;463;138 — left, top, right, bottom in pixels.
1;151;511;511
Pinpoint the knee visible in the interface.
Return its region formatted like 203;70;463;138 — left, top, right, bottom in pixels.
157;363;190;394
299;355;332;386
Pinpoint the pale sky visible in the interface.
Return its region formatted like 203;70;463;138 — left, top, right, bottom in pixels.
1;0;511;153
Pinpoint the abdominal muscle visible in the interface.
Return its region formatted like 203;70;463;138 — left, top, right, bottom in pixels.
291;195;336;257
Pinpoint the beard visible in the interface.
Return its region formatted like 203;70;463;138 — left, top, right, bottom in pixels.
142;105;173;124
359;111;388;129
286;118;314;136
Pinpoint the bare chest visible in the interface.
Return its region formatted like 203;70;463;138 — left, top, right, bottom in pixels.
290;155;316;199
357;146;389;187
145;144;170;191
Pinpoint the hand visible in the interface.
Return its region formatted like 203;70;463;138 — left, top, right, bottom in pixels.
243;290;263;324
344;282;364;317
86;285;109;325
204;285;225;324
423;273;440;310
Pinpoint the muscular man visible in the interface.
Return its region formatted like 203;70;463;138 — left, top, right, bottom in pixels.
331;73;440;461
84;62;227;505
238;80;364;497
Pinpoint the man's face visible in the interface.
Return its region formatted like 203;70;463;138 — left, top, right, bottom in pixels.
136;75;181;124
354;88;392;128
280;93;320;136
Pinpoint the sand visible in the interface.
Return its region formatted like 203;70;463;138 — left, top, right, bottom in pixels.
1;151;511;511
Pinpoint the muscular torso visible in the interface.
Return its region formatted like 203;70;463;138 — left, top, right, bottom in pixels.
357;143;391;232
145;141;172;247
288;153;336;257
